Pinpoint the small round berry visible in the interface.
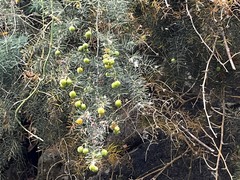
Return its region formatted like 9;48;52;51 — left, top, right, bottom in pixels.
85;30;92;39
101;149;108;156
89;163;98;172
115;99;122;108
216;66;221;72
113;125;120;134
69;25;76;32
59;79;67;87
78;46;84;51
111;80;121;88
82;43;89;49
171;58;176;63
77;146;84;153
55;50;61;56
97;107;105;116
83;57;90;64
74;100;82;108
66;78;73;85
75;118;83;125
113;50;120;56
69;91;77;98
82;148;89;154
81;103;87;110
77;67;84;73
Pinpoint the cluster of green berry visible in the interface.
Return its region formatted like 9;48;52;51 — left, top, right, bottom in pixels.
57;28;125;173
101;48;120;69
54;26;91;57
77;145;108;172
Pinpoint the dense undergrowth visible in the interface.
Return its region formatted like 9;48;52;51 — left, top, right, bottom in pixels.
1;0;240;179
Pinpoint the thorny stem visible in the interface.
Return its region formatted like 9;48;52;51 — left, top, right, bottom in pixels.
202;50;218;138
137;148;190;179
186;2;234;179
214;87;233;180
179;124;215;153
185;0;228;72
14;0;55;142
221;27;236;70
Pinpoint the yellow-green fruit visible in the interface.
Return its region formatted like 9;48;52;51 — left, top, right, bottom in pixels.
89;164;98;172
105;72;111;77
66;78;73;85
75;118;83;125
104;64;113;69
82;148;89;154
83;58;90;64
171;58;176;63
60;83;65;88
81;103;87;110
97;107;105;115
69;25;76;32
77;67;84;73
59;79;67;87
102;54;110;59
108;58;115;65
77;146;84;153
216;66;221;72
113;126;120;134
82;43;89;49
78;46;84;51
113;50;120;56
101;149;108;156
102;58;109;64
74;100;82;108
69;91;77;98
85;30;92;39
55;50;61;56
115;99;122;108
111;80;121;88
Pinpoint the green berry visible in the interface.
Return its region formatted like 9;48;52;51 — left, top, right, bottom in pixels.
97;107;105;116
55;50;61;56
171;58;176;63
59;79;67;87
83;57;90;64
77;67;84;73
108;58;115;65
113;50;120;56
77;146;84;153
111;80;121;88
82;43;89;49
85;30;92;39
69;25;76;32
115;99;122;108
81;103;87;110
104;64;113;69
66;78;73;86
74;100;82;108
102;58;109;64
69;91;77;98
216;66;221;72
82;148;89;154
102;54;110;59
113;125;120;134
101;149;108;156
78;46;84;51
89;164;98;172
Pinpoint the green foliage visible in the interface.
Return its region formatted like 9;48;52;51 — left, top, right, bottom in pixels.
0;35;28;85
0;99;23;179
0;0;148;177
